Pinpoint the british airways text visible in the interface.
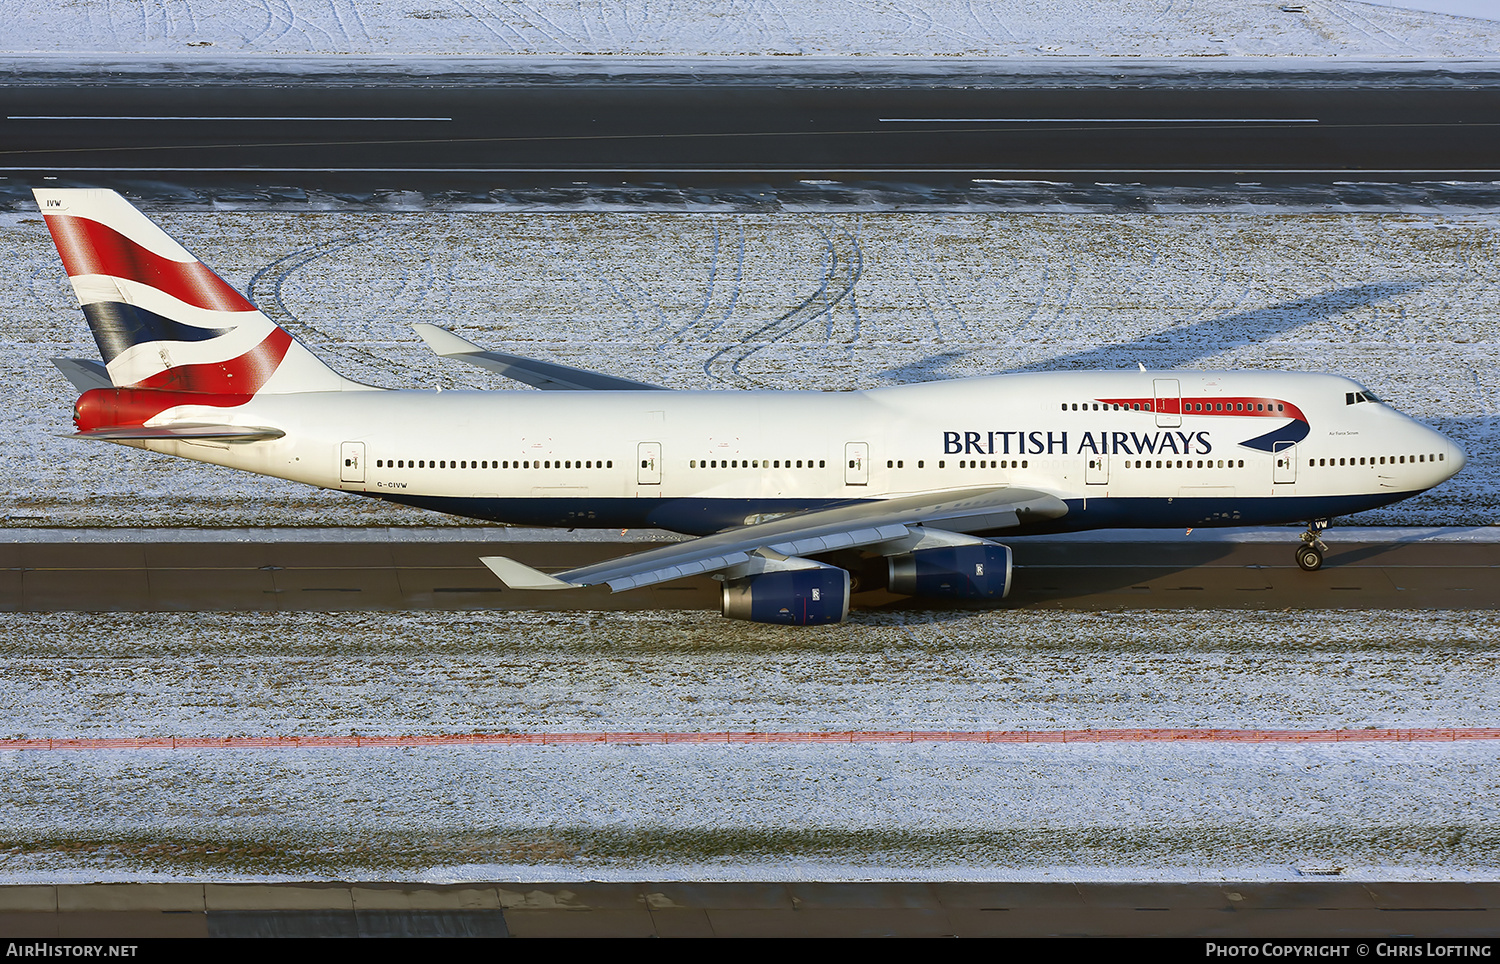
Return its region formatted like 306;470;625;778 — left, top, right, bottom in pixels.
942;430;1213;456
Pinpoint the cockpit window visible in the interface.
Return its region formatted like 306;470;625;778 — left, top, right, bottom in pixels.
1345;391;1380;405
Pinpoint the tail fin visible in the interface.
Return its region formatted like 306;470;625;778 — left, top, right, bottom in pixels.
36;188;364;394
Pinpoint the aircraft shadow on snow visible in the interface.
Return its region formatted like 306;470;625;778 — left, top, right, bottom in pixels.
878;282;1428;382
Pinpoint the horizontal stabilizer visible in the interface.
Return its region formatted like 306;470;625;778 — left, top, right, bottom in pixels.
52;357;112;392
73;423;285;442
414;323;670;392
480;556;581;590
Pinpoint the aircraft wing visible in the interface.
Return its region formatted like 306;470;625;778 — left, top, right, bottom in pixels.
481;485;1069;592
414;324;670;392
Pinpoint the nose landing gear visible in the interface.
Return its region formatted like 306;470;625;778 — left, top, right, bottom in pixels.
1296;519;1331;572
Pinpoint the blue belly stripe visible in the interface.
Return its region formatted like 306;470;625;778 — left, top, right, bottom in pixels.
363;490;1426;537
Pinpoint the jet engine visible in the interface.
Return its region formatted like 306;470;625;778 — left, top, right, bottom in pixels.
887;543;1012;599
721;563;850;626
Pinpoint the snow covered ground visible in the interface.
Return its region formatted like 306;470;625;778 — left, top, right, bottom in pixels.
1;608;1496;881
5;742;1498;882
0;0;1495;59
4;208;1494;529
3;609;1495;736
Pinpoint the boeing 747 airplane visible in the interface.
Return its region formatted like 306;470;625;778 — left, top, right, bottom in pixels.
37;189;1466;624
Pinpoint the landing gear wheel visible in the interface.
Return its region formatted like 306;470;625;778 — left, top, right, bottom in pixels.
1296;518;1332;573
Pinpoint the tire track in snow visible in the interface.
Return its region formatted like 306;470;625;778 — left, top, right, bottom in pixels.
248;0;299;46
666;222;746;346
1023;251;1077;351
1309;0;1406;56
917;226;970;339
247;232;404;384
483;0;585;51
27;260;74;316
676;224;720;340
704;225;862;388
901;236;943;341
608;264;672;338
329;0;373;46
443;0;529;51
1321;0;1413;55
965;0;1019;44
835;0;994;50
746;0;797;51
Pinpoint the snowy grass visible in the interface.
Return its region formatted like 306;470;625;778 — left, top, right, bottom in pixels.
4;209;1495;529
0;604;1496;880
0;0;1495;58
2;743;1498;879
0;609;1494;737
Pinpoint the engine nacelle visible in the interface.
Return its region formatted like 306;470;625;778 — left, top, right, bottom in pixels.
721;566;851;626
887;544;1012;600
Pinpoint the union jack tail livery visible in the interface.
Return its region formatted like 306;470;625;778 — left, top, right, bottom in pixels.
38;188;369;439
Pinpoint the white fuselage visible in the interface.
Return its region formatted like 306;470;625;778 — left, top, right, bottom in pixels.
134;369;1463;536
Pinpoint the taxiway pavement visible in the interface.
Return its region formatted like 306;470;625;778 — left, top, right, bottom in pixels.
2;528;1493;613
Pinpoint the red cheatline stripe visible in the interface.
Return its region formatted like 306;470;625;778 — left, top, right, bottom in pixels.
43;214;256;314
1095;394;1309;423
3;729;1499;750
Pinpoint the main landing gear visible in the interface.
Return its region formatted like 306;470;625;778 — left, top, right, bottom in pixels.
1296;519;1331;572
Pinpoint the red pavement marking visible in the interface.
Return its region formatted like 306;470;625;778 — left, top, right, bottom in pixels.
1;728;1497;750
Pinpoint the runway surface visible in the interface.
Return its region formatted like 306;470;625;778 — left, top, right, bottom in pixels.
2;528;1493;613
3;62;1500;201
7;880;1500;938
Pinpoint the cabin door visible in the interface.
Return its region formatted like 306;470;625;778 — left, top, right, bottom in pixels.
340;442;365;484
1273;442;1297;484
1085;452;1109;485
1153;378;1181;428
637;442;662;486
844;442;869;486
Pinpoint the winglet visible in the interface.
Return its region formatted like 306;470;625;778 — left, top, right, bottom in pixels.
414;322;487;358
480;556;581;591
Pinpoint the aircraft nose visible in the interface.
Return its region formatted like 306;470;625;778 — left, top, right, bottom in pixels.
1421;422;1465;483
1447;437;1467;478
